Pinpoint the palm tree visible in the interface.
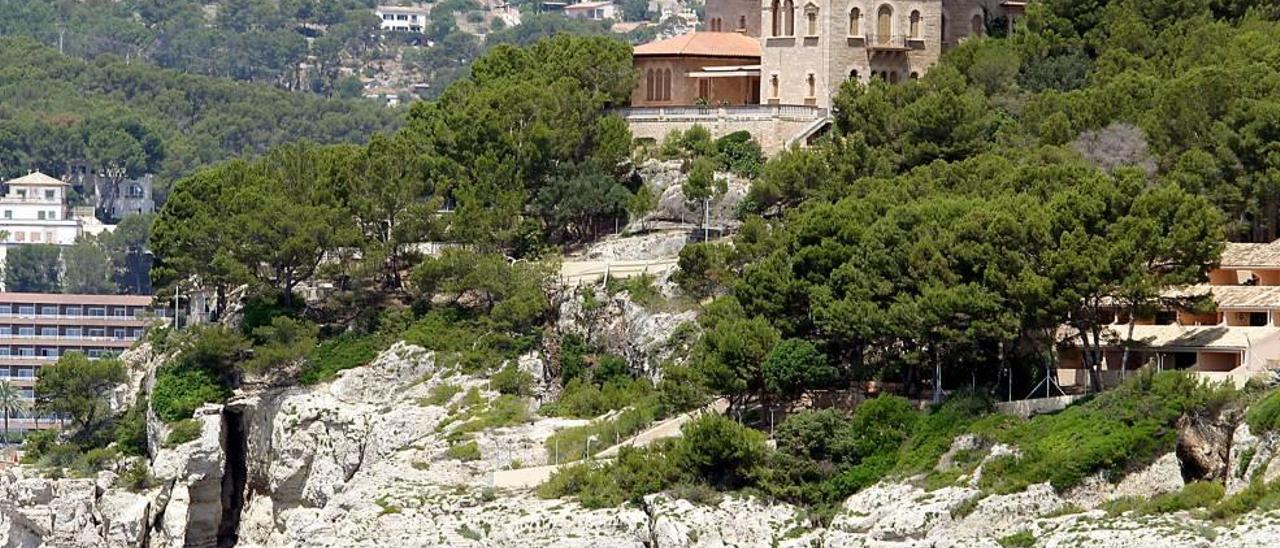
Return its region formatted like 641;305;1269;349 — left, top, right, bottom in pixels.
0;380;30;449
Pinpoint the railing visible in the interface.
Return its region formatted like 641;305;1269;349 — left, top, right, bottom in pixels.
0;333;138;342
864;34;917;50
617;105;826;122
0;312;153;320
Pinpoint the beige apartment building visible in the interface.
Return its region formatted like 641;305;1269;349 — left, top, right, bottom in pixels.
1057;241;1280;389
0;293;162;431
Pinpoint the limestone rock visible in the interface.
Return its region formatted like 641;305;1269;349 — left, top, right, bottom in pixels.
556;288;698;380
1111;452;1185;500
635;159;747;230
1177;406;1244;481
96;489;151;547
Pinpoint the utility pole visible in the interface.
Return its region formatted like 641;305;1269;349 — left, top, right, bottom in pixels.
58;27;65;55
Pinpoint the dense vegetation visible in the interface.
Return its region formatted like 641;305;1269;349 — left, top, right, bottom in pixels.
24;0;1280;526
0;38;400;195
3;214;154;294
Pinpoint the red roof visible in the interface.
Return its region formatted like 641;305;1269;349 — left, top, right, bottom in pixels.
633;32;761;58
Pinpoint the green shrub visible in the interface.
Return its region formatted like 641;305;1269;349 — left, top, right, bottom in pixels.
1237;447;1257;479
676;414;767;488
71;446;119;476
978;371;1235;493
545;396;663;462
114;398;149;457
656;364;708;414
421;383;463;407
1103;481;1224;517
895;392;991;474
244;316;318;374
606;274;665;308
165;419;203;447
302;332;386;385
151;365;231;423
453;395;531;434
776;409;847;462
240;291;303;335
1247;389;1280;433
490;364;535;396
543;377;655;419
538;445;683;508
38;442;82;469
120;459;154;491
446;440;482;461
714;131;763;177
1209;479;1280;520
20;429;57;464
997;531;1036;548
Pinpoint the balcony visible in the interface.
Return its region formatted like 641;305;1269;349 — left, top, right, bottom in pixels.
864;34;915;53
616;104;827;123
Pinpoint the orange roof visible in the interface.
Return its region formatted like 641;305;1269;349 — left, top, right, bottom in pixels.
633;32;761;58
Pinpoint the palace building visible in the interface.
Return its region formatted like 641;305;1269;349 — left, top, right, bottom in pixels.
633;0;1022;109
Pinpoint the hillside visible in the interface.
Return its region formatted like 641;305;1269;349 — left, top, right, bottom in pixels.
0;38;401;197
8;2;1280;547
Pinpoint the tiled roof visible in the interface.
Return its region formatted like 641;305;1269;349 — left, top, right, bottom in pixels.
4;172;68;187
564;1;612;10
1068;324;1280;350
1220;242;1280;268
1167;285;1280;309
0;293;154;306
633;32;762;58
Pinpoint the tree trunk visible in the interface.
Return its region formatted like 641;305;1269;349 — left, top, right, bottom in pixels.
1080;329;1103;393
1119;313;1137;381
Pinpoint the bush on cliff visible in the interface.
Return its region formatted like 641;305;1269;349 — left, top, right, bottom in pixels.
978;370;1236;493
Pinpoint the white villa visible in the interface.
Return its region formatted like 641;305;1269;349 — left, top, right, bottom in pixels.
0;171;113;259
375;5;431;33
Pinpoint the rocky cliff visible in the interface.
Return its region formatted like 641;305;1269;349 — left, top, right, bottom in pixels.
8;342;1280;547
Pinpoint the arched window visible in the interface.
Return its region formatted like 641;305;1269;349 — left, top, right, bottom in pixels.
909;10;921;38
771;0;781;36
698;79;710;100
876;5;892;44
805;5;818;36
971;13;984;36
849;7;861;36
806;73;815;97
909;71;919;80
662;68;672;101
889;71;899;84
784;0;795;36
645;69;655;101
739;16;746;30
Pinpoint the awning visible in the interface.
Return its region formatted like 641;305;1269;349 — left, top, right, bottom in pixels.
691;70;757;77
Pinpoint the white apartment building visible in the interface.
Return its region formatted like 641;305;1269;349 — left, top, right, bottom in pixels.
375;5;431;32
564;1;618;20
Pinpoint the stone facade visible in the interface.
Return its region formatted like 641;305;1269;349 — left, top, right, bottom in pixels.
705;0;762;34
632;56;761;107
759;0;1007;108
623;106;826;153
